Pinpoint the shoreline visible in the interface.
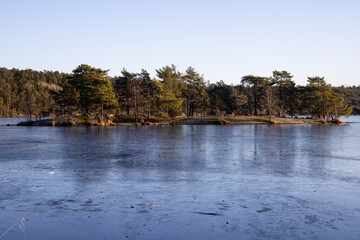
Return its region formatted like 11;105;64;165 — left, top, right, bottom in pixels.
0;116;346;126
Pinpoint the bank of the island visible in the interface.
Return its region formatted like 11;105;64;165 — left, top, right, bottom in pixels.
9;115;346;127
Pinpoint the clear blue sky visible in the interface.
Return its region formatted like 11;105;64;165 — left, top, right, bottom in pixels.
1;0;360;86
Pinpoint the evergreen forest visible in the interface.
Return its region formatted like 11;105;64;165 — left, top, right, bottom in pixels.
0;65;358;120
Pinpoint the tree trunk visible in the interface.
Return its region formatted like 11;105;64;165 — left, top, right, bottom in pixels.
133;83;138;123
253;84;258;116
101;104;103;122
268;109;272;122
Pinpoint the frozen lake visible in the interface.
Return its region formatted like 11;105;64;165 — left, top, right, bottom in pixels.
1;117;360;239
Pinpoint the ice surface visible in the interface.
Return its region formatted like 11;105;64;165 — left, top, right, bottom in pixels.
1;117;360;239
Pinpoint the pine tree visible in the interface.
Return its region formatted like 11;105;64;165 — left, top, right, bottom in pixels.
241;75;267;116
156;65;184;117
54;80;79;116
182;67;209;116
69;64;118;117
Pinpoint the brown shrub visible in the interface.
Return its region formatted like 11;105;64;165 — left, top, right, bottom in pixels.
333;118;344;124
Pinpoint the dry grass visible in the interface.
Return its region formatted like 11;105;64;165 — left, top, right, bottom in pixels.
52;116;77;126
333;118;344;124
172;116;332;125
150;202;160;210
0;217;28;239
269;120;279;124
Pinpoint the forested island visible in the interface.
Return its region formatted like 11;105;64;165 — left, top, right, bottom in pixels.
0;65;357;125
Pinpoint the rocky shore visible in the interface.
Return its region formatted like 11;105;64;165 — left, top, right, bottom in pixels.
8;116;346;126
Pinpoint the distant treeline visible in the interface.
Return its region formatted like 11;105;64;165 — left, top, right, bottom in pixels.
0;65;357;120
